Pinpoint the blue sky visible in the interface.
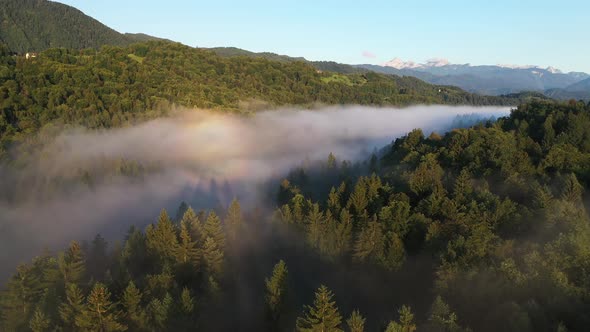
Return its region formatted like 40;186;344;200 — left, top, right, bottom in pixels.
54;0;590;73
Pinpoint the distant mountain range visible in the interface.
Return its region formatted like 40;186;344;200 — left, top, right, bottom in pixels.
0;0;165;53
356;58;590;99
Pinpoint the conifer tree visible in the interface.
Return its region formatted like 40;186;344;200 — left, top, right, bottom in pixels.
279;204;294;224
121;226;149;277
306;203;325;250
560;173;584;204
385;305;416;332
146;209;180;267
181;207;203;243
76;282;126;331
334;209;353;256
29;308;50;332
353;220;385;263
327;187;341;214
379;200;411;238
348;178;368;216
87;234;109;281
381;232;406;271
296;285;342;332
366;173;382;203
453;168;473;204
327;152;337;169
292;194;306;224
226;198;243;244
175;201;190;222
59;283;85;330
121;281;146;330
320;210;339;257
180;287;195;314
147;293;172;329
175;221;200;268
202;237;224;278
46;241;86;289
1;264;43;331
265;260;289;323
203;211;226;251
426;295;463;332
206;276;221;298
409;154;444;196
346;310;365;332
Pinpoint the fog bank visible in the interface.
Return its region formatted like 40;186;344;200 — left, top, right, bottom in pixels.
0;105;510;276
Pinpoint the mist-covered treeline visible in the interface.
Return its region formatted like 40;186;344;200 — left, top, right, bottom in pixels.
2;100;590;331
0;40;525;158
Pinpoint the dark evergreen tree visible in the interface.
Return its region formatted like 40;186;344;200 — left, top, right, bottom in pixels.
226;198;243;244
59;283;85;330
121;281;146;330
29;308;51;332
265;260;289;325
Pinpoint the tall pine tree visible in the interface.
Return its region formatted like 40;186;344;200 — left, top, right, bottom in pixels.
265;260;289;324
203;211;226;252
59;283;85;330
202;237;224;278
146;209;180;268
121;281;147;330
296;285;342;332
76;283;126;331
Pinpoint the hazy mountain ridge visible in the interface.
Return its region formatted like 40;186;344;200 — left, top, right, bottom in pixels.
356;58;590;98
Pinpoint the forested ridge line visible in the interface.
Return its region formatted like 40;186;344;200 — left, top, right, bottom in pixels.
0;41;527;159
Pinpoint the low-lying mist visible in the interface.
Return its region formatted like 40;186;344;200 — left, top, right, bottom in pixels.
0;105;510;278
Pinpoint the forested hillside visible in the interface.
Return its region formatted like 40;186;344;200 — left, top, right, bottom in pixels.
0;0;160;53
0;41;523;159
3;100;590;331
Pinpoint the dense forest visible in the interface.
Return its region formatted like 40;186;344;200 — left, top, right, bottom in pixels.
0;0;162;54
0;40;531;159
2;100;590;331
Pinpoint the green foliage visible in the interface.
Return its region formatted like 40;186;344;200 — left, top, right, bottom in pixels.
121;281;146;330
353;220;385;264
4;101;590;331
203;211;226;252
0;40;519;158
265;260;289;323
59;283;85;329
175;221;200;268
202;237;224;278
1;264;43;330
146;209;180;268
76;283;126;331
346;310;365;332
0;0;143;54
146;293;172;329
385;305;416;332
45;241;85;289
296;285;343;332
179;287;195;315
29;308;50;332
